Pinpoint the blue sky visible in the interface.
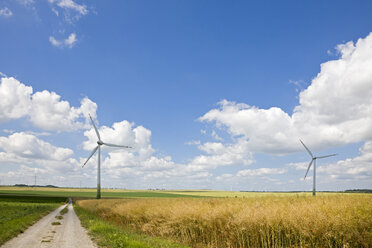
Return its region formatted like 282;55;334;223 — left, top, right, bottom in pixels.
0;0;372;190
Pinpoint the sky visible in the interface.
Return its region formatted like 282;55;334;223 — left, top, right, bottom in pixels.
0;0;372;191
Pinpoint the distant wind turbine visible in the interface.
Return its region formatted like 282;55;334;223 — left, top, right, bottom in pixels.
300;139;336;196
83;114;132;199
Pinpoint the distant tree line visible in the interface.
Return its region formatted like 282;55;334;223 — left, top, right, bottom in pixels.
14;184;58;188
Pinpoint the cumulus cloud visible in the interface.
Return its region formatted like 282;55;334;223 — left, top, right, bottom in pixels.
82;120;227;183
0;131;87;186
0;77;32;121
237;168;287;177
318;141;372;181
49;33;77;48
30;91;96;131
0;7;13;17
83;120;159;169
0;75;97;131
190;139;254;169
0;132;73;161
200;32;372;154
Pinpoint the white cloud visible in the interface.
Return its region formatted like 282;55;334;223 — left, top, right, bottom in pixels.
0;75;97;131
237;168;287;177
185;140;200;145
49;33;77;48
200;32;372;154
0;7;13;17
51;7;59;16
16;0;34;6
49;0;88;15
65;33;77;47
318;141;372;181
215;173;233;181
0;77;32;121
82;120;235;183
83;120;161;171
200;101;297;154
30;91;96;131
211;130;223;141
83;120;138;151
190;139;254;169
287;161;308;171
48;0;88;24
49;36;61;47
0;132;73;161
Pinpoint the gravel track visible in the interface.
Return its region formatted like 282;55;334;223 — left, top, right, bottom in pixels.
2;199;97;248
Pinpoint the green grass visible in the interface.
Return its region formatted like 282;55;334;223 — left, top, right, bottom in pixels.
2;186;363;199
74;204;189;248
0;188;205;198
51;221;61;225
0;193;69;203
0;194;66;246
60;205;69;215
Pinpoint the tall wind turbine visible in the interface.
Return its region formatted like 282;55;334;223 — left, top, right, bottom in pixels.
83;114;132;199
300;139;336;196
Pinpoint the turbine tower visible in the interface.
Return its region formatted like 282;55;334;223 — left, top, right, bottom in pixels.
83;114;132;199
300;139;336;196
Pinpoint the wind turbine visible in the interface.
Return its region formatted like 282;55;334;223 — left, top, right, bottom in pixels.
83;114;132;199
300;139;336;196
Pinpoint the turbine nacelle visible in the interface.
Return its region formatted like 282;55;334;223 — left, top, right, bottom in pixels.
97;140;104;146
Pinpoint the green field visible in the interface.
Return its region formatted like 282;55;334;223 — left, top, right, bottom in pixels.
0;187;207;198
0;186;350;199
0;194;67;246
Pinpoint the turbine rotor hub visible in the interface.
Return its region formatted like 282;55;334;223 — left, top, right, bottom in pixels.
97;140;104;145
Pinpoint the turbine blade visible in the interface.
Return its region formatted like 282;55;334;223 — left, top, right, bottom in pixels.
82;145;99;168
300;139;313;158
103;142;132;149
317;154;337;159
89;114;101;140
304;159;314;179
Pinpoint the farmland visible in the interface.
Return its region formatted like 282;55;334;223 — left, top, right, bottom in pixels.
1;187;372;247
0;186;206;198
77;194;372;248
0;194;67;246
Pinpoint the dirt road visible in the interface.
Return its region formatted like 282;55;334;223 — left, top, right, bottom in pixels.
2;199;97;248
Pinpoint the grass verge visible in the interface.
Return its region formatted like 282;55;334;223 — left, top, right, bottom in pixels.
74;204;189;248
0;194;66;246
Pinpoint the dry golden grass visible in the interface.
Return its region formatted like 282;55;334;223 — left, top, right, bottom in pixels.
77;194;372;247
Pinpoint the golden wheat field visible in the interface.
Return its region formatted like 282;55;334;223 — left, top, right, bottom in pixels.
77;194;372;248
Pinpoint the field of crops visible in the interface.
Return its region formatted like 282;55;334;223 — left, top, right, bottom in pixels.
0;194;67;245
77;194;372;248
0;186;206;198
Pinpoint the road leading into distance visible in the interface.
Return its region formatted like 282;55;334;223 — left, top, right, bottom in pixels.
2;198;97;248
